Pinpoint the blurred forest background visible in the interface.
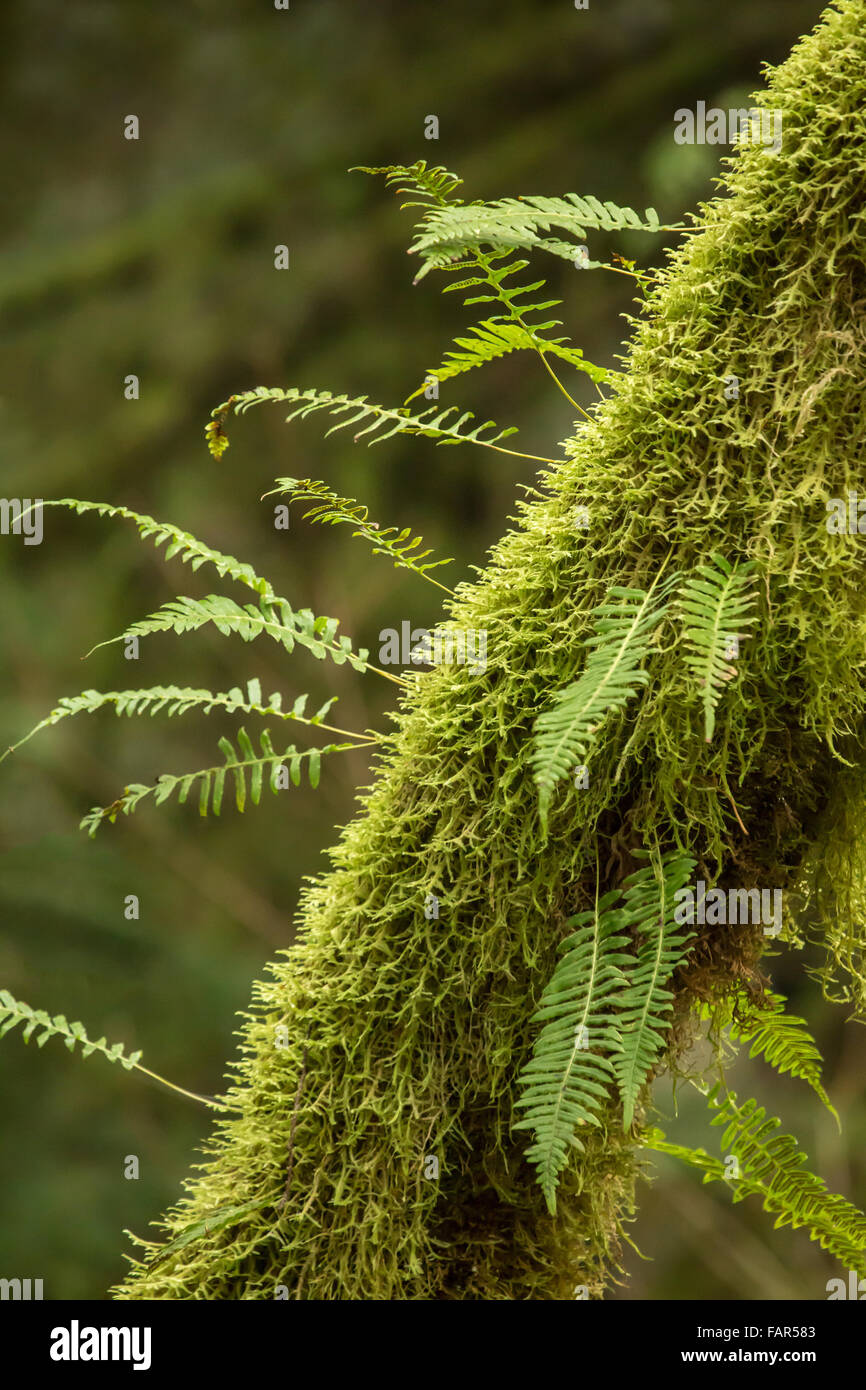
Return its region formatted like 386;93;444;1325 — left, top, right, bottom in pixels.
1;0;862;1300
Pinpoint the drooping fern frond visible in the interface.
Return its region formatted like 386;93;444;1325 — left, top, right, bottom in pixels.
206;386;556;465
678;551;757;741
260;478;456;596
531;566;678;829
721;991;839;1125
513;879;633;1215
82;593;389;682
644;1085;866;1274
38;499;281;605
80;727;346;836
2;680;377;765
610;850;697;1130
0;989;224;1110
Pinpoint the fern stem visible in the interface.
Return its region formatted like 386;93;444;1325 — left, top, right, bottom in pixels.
131;1063;228;1111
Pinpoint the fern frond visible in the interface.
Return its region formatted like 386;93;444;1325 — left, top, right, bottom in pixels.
0;989;223;1110
359;165;611;407
407;194;668;280
261;478;456;595
351;161;464;209
531;568;678;829
678;551;757;741
84;593;376;677
206;387;557;465
410;320;609;401
1;680;376;765
610;850;697;1130
646;1087;866;1274
725;991;839;1125
80;727;346;836
39;499;279;604
514;881;634;1215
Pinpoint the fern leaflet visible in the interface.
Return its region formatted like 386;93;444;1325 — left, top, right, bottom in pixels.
723;991;838;1124
645;1085;866;1273
83;593;382;680
2;680;376;765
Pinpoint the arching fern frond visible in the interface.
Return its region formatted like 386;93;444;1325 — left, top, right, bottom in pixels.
1;680;376;765
610;850;697;1130
261;478;456;596
531;567;678;829
0;989;224;1110
514;880;633;1215
83;593;387;681
40;499;280;604
645;1086;866;1274
723;991;838;1125
678;551;757;741
206;387;556;465
81;727;347;836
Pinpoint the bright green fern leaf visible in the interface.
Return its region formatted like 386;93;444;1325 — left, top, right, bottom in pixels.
206;386;556;465
84;594;372;675
532;568;678;828
514;881;634;1215
678;551;756;741
645;1085;866;1274
1;680;372;765
260;478;455;594
0;989;222;1110
611;850;697;1130
724;991;839;1125
80;728;347;836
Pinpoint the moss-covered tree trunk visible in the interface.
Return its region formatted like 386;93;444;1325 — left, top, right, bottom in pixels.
116;0;866;1299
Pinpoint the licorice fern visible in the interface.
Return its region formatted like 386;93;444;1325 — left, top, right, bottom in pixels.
404;192;669;276
516;848;696;1212
679;551;757;741
0;990;223;1110
610;850;697;1130
532;567;678;828
205;386;556;465
514;882;633;1214
80;727;345;837
85;593;378;678
1;681;375;766
260;477;456;595
721;991;839;1124
358;164;610;406
645;1084;866;1274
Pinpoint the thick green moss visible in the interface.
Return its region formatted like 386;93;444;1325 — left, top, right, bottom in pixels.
115;0;866;1299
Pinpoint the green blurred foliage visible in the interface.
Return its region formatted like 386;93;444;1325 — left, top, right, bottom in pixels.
3;0;859;1300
